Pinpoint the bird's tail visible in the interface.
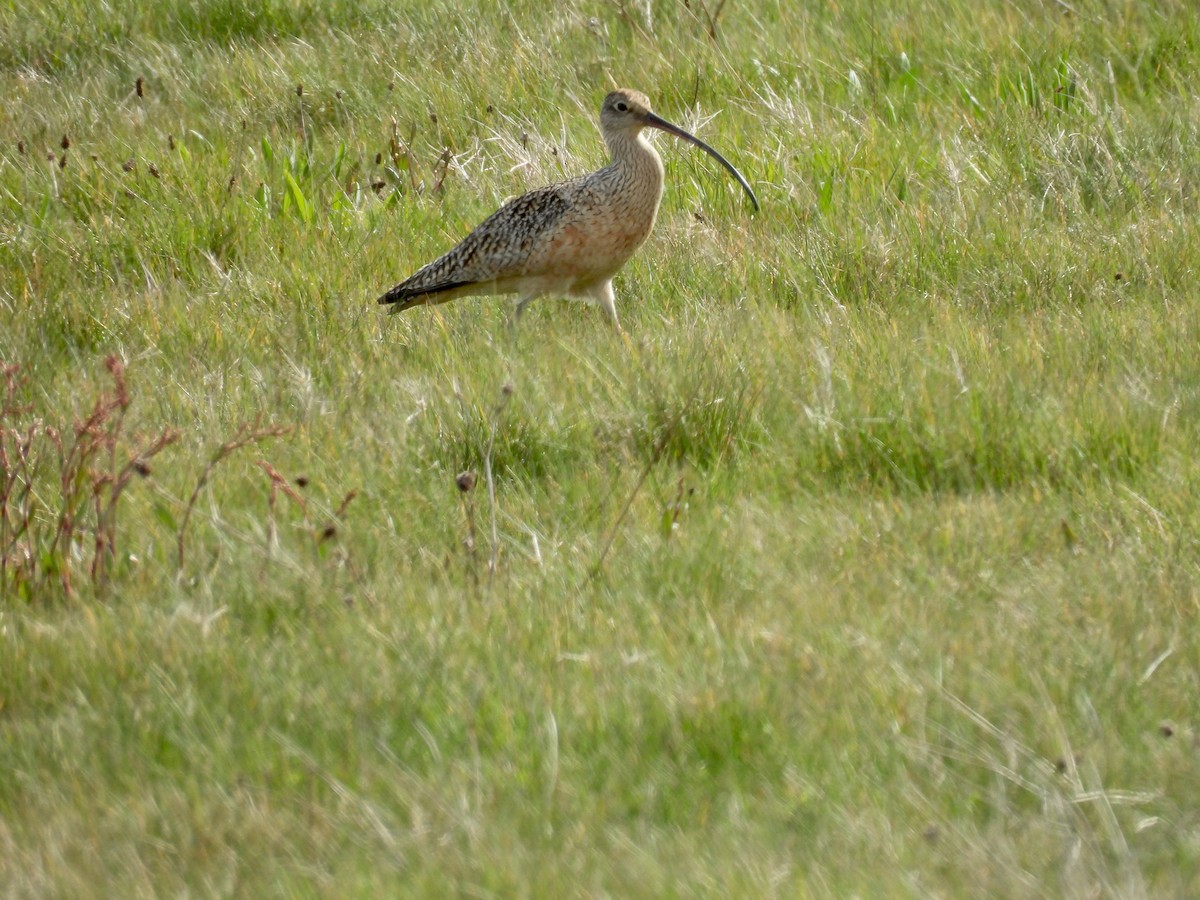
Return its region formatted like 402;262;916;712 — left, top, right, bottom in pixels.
377;280;472;313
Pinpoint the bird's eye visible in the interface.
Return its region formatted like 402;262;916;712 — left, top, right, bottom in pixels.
615;101;628;112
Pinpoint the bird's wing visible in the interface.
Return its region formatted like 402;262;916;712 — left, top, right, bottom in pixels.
378;183;578;306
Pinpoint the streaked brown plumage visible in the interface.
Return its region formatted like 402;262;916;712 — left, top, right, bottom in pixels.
377;89;758;330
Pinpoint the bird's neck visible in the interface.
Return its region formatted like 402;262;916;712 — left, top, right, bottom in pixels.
605;130;665;183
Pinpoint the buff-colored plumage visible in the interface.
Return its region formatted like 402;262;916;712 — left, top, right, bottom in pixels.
377;89;758;329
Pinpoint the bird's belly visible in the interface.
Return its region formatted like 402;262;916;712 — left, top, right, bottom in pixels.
534;209;656;281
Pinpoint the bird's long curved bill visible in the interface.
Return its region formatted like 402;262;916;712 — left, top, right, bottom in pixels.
645;111;759;212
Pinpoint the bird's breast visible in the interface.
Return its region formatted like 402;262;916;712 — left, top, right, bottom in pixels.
534;162;664;280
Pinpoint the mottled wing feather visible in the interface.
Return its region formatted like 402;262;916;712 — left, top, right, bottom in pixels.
378;184;576;308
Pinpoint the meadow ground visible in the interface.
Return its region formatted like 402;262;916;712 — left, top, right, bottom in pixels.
2;0;1199;895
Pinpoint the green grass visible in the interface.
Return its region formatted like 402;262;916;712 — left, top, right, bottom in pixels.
2;0;1199;894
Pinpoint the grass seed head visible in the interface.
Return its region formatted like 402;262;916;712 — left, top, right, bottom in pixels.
105;356;129;408
456;470;477;492
334;490;357;518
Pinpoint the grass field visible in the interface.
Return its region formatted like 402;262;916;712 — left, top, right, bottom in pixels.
2;0;1199;894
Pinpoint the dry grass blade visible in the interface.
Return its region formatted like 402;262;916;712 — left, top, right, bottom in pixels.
176;421;291;571
2;357;178;598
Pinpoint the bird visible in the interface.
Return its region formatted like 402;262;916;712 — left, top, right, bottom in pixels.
377;88;758;330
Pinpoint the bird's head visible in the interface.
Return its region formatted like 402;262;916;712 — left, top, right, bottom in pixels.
600;89;655;135
598;88;760;212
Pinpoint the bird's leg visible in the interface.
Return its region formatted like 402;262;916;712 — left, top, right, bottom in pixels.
514;292;540;322
593;280;622;333
588;281;631;347
507;292;537;341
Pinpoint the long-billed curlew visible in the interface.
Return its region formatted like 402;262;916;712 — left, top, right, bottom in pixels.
377;89;758;330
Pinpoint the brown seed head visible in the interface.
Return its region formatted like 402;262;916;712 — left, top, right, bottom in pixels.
105;355;129;408
337;490;358;517
136;76;145;97
456;470;477;493
61;134;70;150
